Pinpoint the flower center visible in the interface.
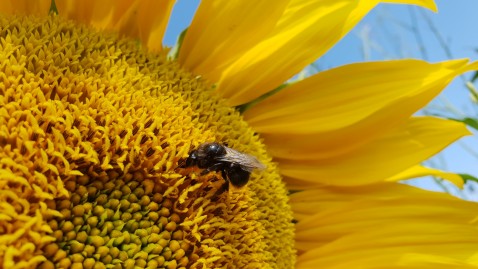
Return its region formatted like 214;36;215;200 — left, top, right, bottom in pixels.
0;15;295;268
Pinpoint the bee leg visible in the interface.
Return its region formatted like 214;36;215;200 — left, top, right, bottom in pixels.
224;180;229;192
212;180;229;199
200;163;224;176
220;169;230;191
221;169;227;181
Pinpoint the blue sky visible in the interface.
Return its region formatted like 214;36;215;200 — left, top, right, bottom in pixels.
163;1;478;197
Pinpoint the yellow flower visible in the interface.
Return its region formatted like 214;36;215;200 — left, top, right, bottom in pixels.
1;0;478;268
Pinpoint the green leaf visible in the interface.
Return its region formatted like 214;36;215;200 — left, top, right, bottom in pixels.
470;71;478;82
49;0;58;15
459;173;478;183
450;117;478;132
236;83;289;114
168;28;188;60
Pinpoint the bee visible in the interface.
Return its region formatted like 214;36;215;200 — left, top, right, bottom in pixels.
185;142;265;190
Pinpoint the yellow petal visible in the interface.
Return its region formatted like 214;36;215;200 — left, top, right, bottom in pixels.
292;183;478;268
279;116;470;187
211;0;437;105
384;0;437;11
297;224;478;269
387;165;464;188
289;182;426;220
56;0;123;26
179;0;289;79
396;254;478;269
293;183;478;234
245;59;471;161
56;0;174;51
114;0;175;52
0;0;50;15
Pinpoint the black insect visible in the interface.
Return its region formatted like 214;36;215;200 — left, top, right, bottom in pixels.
185;142;265;190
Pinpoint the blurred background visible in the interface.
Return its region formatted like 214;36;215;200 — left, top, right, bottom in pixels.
163;0;478;200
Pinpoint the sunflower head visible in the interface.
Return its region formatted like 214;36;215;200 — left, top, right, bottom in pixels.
0;14;294;268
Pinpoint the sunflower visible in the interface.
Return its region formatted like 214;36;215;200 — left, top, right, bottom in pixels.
1;0;478;268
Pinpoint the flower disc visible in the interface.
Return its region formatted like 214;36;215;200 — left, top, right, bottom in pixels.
0;15;294;269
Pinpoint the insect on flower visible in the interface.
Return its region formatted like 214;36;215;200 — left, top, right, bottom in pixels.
185;142;266;190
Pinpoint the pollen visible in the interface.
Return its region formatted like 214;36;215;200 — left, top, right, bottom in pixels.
0;15;295;268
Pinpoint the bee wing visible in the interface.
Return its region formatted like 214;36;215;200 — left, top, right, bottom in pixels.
218;147;266;172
